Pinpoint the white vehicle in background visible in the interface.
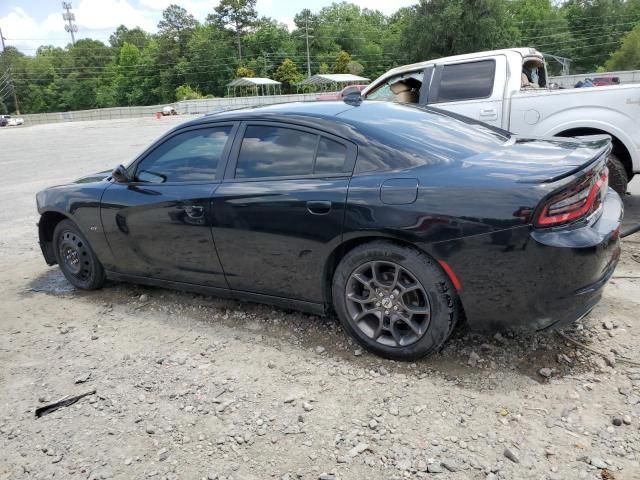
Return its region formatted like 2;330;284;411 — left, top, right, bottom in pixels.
1;115;24;126
362;47;640;195
162;105;177;116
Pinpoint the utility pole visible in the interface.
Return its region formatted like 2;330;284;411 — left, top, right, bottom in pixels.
304;12;312;78
62;2;78;46
0;25;20;114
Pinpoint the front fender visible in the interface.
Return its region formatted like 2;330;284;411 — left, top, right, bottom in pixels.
36;182;114;269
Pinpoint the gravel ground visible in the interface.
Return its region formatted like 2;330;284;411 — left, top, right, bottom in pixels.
1;118;639;480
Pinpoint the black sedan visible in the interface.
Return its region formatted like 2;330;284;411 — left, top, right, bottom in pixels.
36;101;622;360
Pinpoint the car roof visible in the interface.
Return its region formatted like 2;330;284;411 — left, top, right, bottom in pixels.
180;101;359;137
189;100;427;134
178;100;508;149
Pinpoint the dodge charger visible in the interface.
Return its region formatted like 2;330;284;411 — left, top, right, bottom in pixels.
36;101;622;360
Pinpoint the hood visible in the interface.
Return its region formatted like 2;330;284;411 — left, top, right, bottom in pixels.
461;135;610;184
73;169;112;184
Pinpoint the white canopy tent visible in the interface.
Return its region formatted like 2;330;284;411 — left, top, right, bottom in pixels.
227;77;282;97
297;74;370;92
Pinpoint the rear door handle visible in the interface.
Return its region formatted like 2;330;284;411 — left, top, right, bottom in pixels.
306;200;332;215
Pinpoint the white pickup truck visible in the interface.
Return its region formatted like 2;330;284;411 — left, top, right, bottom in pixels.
361;47;640;195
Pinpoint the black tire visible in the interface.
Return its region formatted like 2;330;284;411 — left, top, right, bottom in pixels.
607;153;628;196
332;241;460;361
53;219;105;290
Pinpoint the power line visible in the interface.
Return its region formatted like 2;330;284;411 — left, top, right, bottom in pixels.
9;51;405;78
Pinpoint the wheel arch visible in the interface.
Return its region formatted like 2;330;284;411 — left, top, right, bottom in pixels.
552;126;634;179
322;234;463;314
38;210;71;265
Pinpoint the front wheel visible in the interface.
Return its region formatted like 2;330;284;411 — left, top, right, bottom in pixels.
332;242;461;361
53;219;105;290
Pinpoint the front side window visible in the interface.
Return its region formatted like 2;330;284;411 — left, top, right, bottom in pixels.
365;71;424;103
235;126;349;179
135;126;232;183
365;82;395;101
435;60;496;103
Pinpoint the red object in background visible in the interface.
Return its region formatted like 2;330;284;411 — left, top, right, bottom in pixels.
316;84;368;101
156;112;161;119
592;76;621;87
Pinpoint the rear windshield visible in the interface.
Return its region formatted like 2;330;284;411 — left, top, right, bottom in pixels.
339;102;510;172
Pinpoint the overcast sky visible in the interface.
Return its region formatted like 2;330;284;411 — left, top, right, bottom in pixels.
0;0;416;54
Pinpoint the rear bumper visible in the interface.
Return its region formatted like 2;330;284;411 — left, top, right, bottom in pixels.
434;188;623;331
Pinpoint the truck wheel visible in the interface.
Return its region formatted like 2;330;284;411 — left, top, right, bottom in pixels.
332;241;460;361
607;153;628;196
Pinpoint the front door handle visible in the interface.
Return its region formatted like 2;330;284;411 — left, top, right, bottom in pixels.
306;200;332;215
479;108;498;121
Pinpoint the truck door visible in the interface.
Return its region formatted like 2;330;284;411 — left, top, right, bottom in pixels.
427;56;507;128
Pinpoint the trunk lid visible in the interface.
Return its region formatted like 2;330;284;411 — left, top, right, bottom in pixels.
461;135;610;184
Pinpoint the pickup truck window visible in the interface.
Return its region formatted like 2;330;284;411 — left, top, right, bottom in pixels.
435;60;496;103
365;71;424;102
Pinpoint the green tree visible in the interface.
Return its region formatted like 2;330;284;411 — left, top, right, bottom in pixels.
113;42;142;105
347;60;364;75
155;5;198;103
208;0;258;61
182;24;236;97
158;4;198;53
561;0;628;73
109;25;149;50
508;0;573;74
273;58;303;92
333;50;351;73
235;66;256;78
60;39;114;111
401;0;518;63
605;23;640;70
175;84;203;100
0;46;26;113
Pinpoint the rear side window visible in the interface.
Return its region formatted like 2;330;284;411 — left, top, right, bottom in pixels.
435;60;495;103
315;138;347;174
235;125;349;178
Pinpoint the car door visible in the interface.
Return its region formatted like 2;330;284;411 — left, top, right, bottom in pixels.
100;123;237;288
427;56;507;127
210;122;356;303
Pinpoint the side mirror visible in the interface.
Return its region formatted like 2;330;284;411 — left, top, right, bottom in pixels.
111;164;130;183
343;91;362;106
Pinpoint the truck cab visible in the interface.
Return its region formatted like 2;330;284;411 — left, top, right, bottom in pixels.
362;48;640;194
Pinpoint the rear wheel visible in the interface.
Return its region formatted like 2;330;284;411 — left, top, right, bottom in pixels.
606;153;628;196
332;242;460;361
53;219;105;290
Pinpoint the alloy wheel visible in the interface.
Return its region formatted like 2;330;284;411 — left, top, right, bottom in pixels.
345;260;431;347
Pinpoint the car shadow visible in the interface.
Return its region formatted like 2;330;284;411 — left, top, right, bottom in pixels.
24;267;603;388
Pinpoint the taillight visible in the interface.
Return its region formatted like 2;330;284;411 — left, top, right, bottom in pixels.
535;166;608;227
